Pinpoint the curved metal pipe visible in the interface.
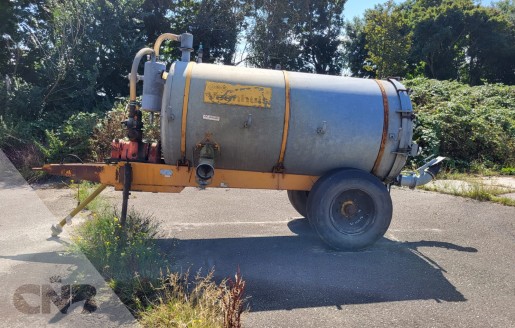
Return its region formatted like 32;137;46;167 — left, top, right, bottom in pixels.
154;33;180;57
130;48;155;102
396;156;446;189
397;171;434;189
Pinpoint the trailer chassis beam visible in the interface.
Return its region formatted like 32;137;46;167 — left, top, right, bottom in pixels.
40;162;318;192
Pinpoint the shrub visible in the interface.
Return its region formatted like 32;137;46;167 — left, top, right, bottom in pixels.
2;143;45;182
90;102;126;161
500;167;515;175
406;78;515;172
38;112;99;163
90;100;161;162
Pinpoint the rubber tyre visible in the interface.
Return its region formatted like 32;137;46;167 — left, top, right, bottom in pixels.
306;169;393;251
287;190;309;218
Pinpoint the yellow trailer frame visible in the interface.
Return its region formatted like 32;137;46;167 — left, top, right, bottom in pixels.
41;162;318;192
40;162;318;236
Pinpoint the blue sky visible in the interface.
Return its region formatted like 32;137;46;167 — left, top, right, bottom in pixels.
344;0;497;19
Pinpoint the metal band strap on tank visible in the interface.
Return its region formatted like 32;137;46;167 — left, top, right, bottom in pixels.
372;79;389;175
180;62;195;159
274;70;291;173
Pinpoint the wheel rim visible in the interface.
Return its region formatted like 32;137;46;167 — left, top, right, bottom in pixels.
329;189;376;235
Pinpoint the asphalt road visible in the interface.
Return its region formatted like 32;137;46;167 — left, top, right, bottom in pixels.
35;184;515;328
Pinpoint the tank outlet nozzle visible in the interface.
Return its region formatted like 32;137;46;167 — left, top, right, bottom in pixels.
196;160;215;181
196;144;216;185
395;156;446;189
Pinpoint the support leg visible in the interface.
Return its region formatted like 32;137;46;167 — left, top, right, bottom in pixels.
120;162;132;227
51;184;107;237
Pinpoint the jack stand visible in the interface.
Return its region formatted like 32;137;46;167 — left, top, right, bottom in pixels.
51;184;107;237
120;162;132;227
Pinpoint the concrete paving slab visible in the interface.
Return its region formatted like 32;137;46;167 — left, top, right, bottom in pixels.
426;178;515;195
480;176;515;189
0;151;137;327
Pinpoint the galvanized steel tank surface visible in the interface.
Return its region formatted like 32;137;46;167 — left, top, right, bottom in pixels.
160;61;413;180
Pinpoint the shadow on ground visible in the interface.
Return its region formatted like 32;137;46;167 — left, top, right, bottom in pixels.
159;218;477;312
4;218;477;313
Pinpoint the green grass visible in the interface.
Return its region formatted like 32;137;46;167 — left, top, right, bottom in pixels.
500;167;515;176
490;196;515;206
419;180;515;207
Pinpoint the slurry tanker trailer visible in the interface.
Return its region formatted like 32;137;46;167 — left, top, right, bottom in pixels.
41;33;445;250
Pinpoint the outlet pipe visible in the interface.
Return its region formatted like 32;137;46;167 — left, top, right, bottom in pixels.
196;159;215;181
395;156;446;189
195;144;216;183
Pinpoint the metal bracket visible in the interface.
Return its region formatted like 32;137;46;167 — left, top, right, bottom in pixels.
194;134;221;157
391;148;411;155
272;162;285;174
176;158;191;170
397;111;416;120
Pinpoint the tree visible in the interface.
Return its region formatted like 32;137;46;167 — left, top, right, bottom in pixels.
163;0;250;65
141;0;174;43
295;0;345;74
0;0;17;76
247;0;346;74
190;0;250;65
246;0;302;69
408;1;471;80
1;0;149;139
348;0;515;85
493;0;515;25
363;0;411;78
343;17;374;77
466;6;515;85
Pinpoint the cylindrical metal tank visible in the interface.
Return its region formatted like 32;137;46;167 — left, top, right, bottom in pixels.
142;61;166;112
160;61;414;180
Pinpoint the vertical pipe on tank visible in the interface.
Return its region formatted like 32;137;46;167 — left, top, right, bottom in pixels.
129;48;155;102
180;33;193;62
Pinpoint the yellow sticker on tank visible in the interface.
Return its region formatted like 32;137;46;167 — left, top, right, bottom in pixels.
204;81;272;108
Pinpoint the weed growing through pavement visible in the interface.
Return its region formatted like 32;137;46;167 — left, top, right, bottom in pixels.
140;272;223;327
419;179;515;206
69;182;247;327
